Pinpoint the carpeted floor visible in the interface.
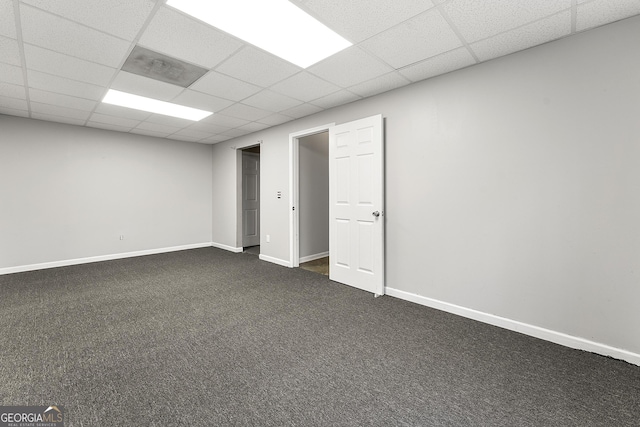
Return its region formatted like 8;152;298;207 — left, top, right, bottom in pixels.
0;248;638;426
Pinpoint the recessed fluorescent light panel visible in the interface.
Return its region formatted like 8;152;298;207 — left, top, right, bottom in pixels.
102;89;212;121
166;0;352;68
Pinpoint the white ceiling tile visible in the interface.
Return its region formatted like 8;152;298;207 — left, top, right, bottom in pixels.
257;113;294;126
20;5;132;67
29;89;97;111
308;47;394;88
190;71;261;102
0;62;23;85
111;71;184;101
0;0;16;38
215;46;301;88
0;106;29;117
20;0;157;41
89;112;141;128
143;114;193;129
24;44;116;86
270;72;341;102
93;103;152;121
281;103;324;119
576;0;640;32
87;121;133;132
27;70;105;100
200;135;231;144
309;90;361;109
219;103;274;121
442;0;572;43
184;121;230;134
361;9;463;69
242;90;303;112
166;134;202;142
170;129;211;140
170;90;234;113
139;7;243;68
31;112;86;126
471;11;571;62
348;72;411;98
238;122;271;133
6;0;640;132
0;95;28;111
200;113;250;128
0;36;21;66
134;121;183;134
30;102;91;121
221;128;252;138
299;0;436;43
0;82;26;99
398;47;476;82
130;128;173;138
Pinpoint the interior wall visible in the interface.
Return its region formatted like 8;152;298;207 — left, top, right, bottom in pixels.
211;15;640;357
0;116;213;269
298;132;329;259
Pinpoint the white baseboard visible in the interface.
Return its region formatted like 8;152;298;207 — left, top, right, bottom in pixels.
0;242;213;276
385;287;640;367
259;254;291;268
299;251;329;264
211;242;243;253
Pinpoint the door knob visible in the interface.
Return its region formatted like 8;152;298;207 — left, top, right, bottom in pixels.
372;211;380;218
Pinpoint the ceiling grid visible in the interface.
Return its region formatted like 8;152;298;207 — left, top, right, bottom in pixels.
0;0;638;143
11;0;31;117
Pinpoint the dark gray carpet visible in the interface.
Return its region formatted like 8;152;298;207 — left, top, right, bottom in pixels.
0;248;638;426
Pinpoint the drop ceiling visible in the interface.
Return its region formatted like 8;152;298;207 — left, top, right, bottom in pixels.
1;0;639;144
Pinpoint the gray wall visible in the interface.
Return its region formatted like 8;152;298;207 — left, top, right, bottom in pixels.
0;116;213;268
299;132;329;259
211;16;640;356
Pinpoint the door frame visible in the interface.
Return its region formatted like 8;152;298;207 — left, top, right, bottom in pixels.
236;142;262;250
289;123;335;268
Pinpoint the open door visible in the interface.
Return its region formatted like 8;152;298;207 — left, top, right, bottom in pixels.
329;114;384;295
242;151;260;247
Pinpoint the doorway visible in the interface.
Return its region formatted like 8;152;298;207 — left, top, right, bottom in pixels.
289;123;334;268
241;145;260;255
298;131;329;275
289;115;385;296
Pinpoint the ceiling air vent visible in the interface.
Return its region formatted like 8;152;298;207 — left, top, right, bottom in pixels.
121;45;208;88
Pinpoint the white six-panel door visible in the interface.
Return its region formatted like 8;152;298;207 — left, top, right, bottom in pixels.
329;115;384;295
242;152;260;247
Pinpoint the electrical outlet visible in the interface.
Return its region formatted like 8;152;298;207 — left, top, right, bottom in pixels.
266;235;270;243
120;235;124;240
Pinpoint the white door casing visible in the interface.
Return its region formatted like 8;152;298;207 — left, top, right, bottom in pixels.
242;152;260;247
289;123;335;267
329;114;385;295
